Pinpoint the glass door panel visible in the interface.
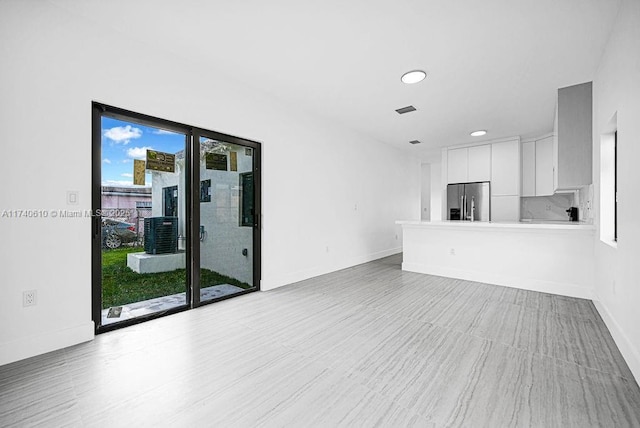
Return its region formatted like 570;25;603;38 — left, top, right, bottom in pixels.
99;115;188;328
198;136;256;303
93;103;261;332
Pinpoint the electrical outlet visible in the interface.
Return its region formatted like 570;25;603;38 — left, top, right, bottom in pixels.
545;205;552;211
23;290;37;307
449;248;456;256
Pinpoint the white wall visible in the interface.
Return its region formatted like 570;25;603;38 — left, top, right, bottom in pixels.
0;1;420;365
420;164;431;220
430;162;443;221
591;0;640;382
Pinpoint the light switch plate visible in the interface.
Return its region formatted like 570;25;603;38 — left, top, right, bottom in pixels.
67;191;79;205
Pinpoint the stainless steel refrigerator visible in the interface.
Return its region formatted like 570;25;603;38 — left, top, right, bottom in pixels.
447;182;490;221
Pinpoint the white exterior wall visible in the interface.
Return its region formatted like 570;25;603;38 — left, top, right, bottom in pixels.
150;166;186;237
199;149;254;285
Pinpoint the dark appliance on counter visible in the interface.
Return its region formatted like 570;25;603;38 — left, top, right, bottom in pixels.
566;207;579;222
447;182;490;221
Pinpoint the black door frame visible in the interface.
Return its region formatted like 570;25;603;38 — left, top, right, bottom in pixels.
190;128;262;307
91;102;261;333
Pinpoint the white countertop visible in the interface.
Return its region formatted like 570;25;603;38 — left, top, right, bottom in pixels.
396;220;595;231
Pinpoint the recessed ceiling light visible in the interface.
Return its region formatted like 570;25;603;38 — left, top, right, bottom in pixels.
470;130;487;137
401;70;426;84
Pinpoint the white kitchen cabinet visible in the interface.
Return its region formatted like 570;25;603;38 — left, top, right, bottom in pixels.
491;195;520;221
521;141;535;197
521;136;554;197
490;140;519;196
447;147;468;184
447;145;490;184
554;81;592;190
467;145;491;182
535;136;554;196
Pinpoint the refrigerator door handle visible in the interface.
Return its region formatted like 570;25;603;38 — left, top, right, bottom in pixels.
463;195;467;220
466;195;470;220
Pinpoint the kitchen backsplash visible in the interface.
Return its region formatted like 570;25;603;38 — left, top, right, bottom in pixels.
520;185;594;223
521;194;575;221
576;184;594;223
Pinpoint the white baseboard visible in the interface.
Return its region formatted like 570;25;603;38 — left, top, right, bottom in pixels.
593;299;640;383
0;322;94;366
261;247;402;291
402;262;595;300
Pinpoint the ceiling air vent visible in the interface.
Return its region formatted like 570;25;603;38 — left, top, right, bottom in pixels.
395;105;416;114
409;140;421;145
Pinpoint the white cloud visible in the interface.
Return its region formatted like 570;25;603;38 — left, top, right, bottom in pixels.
153;129;179;135
122;159;131;163
103;158;111;164
104;125;143;144
102;179;133;187
126;146;153;159
102;179;151;188
121;173;133;178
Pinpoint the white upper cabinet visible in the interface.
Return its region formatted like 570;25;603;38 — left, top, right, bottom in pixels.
490;139;519;196
521;136;554;197
555;81;593;190
447;145;490;184
535;136;554;196
521;141;535;197
467;145;491;182
447;147;468;183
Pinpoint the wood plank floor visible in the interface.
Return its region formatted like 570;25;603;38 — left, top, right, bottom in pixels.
2;254;639;427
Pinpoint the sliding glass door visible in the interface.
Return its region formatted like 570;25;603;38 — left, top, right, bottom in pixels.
92;103;260;332
194;133;259;305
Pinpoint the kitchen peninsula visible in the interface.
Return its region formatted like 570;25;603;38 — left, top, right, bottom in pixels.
397;220;595;299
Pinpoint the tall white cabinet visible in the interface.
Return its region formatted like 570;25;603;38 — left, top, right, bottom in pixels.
521;141;536;196
554;81;593;190
521;135;554;197
490;139;520;221
535;137;554;196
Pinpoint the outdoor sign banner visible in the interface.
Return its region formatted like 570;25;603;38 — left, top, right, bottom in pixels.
206;153;228;171
146;150;176;173
230;151;238;172
133;159;146;185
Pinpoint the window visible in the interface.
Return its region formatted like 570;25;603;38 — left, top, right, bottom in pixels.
240;172;254;227
614;131;617;241
163;185;178;217
599;113;617;247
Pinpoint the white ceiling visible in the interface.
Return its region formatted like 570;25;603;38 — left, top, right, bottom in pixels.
52;0;621;159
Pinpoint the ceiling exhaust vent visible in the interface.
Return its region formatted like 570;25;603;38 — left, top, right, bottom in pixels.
409;140;421;145
395;105;416;114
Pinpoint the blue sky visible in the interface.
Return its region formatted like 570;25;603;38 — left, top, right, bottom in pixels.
101;117;185;186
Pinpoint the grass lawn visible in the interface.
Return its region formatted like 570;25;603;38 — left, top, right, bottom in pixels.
102;246;252;309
